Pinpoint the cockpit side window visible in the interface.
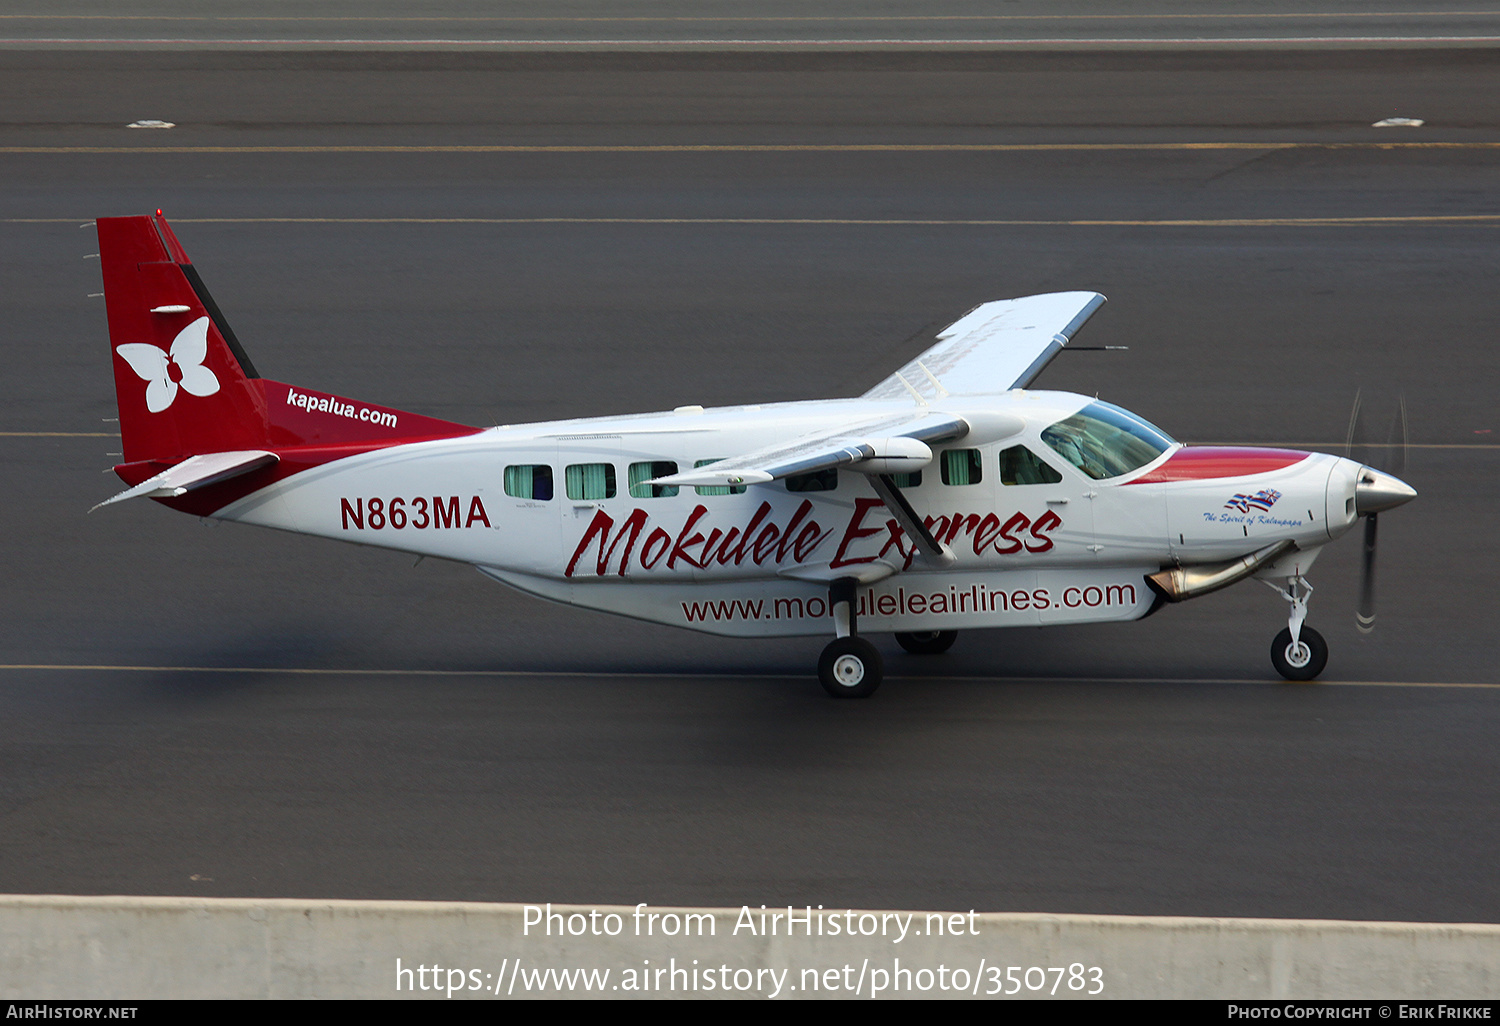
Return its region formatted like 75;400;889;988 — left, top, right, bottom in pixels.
1040;401;1174;480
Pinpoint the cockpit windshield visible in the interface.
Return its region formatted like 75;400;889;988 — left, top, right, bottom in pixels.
1040;401;1175;480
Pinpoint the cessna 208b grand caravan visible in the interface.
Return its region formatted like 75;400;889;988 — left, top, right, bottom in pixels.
95;212;1416;697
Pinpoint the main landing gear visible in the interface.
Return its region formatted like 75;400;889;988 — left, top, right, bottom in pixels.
1265;576;1328;681
895;630;958;655
818;579;882;699
817;581;963;697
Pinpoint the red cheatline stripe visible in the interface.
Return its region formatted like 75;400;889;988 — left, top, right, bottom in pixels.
1127;446;1311;484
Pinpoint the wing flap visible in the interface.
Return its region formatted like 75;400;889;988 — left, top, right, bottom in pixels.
864;291;1106;401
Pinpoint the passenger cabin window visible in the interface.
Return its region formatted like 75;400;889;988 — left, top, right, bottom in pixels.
786;469;838;492
628;461;679;498
889;470;922;488
1041;400;1174;480
997;446;1062;486
565;463;616;501
504;464;553;500
940;449;983;486
694;458;747;496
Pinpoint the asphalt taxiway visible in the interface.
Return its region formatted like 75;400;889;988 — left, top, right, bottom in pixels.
0;46;1496;920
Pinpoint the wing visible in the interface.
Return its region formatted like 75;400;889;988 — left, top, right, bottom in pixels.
650;410;973;488
863;291;1106;401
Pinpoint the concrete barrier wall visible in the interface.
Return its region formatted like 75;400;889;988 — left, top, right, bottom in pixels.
2;895;1498;999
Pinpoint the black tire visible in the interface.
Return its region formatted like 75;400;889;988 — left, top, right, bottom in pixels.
818;637;884;699
1271;626;1328;681
895;630;958;655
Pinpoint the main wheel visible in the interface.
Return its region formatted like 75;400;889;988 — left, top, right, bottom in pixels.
1271;626;1328;681
818;637;883;699
895;630;958;655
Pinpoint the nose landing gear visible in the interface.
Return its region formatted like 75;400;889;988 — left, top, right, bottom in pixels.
1264;576;1328;680
1271;625;1328;681
818;578;883;698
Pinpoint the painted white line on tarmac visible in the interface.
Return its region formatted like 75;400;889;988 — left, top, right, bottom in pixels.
5;36;1500;47
6;142;1500;154
1;12;1497;23
0;663;1493;689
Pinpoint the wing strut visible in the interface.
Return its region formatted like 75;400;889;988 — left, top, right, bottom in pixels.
867;474;956;568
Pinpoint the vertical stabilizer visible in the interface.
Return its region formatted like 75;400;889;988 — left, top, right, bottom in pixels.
98;212;268;463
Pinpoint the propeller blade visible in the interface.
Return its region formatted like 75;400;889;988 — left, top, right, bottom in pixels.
1357;512;1378;634
1343;388;1363;461
1388;393;1409;478
1350;395;1407;635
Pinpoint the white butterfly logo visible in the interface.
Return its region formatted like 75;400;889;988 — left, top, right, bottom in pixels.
115;316;221;413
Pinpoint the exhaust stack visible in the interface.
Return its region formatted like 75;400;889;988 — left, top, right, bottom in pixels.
1147;540;1296;603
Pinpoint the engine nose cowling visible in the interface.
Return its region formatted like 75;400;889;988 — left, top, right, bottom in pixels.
1355;466;1417;516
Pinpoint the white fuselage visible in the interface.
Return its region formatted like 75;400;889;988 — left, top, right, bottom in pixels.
212;390;1359;637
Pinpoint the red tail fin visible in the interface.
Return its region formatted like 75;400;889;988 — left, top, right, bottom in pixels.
99;213;479;474
98;212;268;463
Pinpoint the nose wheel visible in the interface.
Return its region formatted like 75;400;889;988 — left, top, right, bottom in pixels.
818;578;883;698
1264;575;1328;681
1271;626;1327;681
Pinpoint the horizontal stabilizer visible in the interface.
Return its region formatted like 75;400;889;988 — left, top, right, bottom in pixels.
92;449;278;511
651;411;969;488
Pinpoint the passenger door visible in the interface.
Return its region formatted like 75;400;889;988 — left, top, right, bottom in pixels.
991;443;1097;567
